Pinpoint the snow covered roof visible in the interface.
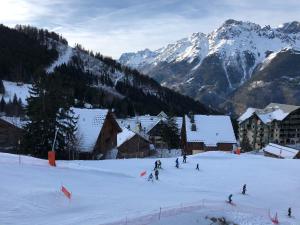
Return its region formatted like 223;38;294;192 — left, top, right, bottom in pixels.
117;115;162;134
117;127;149;148
237;108;258;123
238;103;300;124
117;127;136;147
72;107;109;152
185;115;237;146
263;143;300;159
0;116;27;129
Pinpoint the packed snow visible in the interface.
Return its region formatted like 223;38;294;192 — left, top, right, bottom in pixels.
1;151;299;225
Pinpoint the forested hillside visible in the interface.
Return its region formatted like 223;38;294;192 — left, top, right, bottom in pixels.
0;24;213;117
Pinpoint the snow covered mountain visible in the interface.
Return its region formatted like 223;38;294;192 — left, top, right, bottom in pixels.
119;20;300;114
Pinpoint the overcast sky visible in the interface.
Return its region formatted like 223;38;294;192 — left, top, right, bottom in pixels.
1;0;300;58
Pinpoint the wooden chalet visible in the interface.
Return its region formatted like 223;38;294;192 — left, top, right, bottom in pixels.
117;127;150;158
72;107;122;159
181;115;237;155
0;116;24;153
117;112;183;149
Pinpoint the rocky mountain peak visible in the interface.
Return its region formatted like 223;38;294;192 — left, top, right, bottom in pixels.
277;21;300;34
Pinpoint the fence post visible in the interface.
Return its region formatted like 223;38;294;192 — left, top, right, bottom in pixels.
158;207;162;220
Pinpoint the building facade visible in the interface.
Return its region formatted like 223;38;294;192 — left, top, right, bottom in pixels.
238;103;300;150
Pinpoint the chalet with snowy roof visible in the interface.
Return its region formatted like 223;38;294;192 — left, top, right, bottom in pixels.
117;127;150;158
0;116;25;153
181;115;237;154
72;107;122;159
118;112;182;149
262;143;300;159
238;103;300;150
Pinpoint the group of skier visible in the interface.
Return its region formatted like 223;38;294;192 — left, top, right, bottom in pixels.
175;153;188;168
148;160;162;182
228;185;292;218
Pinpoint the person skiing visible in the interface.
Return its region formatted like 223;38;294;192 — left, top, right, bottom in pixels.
175;158;179;168
183;153;187;163
157;160;162;169
148;173;154;182
154;160;158;170
228;194;233;204
242;184;247;195
196;163;199;171
288;207;292;217
154;169;159;180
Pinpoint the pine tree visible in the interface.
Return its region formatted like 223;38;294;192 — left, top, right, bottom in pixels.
161;117;180;149
22;71;77;159
0;80;5;94
0;97;6;112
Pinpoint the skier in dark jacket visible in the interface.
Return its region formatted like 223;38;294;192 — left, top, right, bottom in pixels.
148;173;154;182
196;163;199;170
242;184;247;195
228;194;233;204
154;169;159;180
175;158;179;168
157;160;162;169
154;161;158;170
183;153;187;163
288;207;292;217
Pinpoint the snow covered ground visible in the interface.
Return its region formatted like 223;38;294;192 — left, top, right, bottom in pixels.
0;152;299;225
1;80;31;104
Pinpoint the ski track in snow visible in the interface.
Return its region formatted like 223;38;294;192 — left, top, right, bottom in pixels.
0;152;299;225
47;47;73;73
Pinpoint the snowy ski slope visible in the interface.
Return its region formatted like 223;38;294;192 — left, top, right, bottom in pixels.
0;152;299;225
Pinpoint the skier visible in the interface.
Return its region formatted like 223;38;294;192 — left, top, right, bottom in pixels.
183;153;187;163
148;173;154;182
288;207;292;217
154;160;158;170
157;160;162;169
228;194;233;204
242;184;247;195
196;163;199;170
175;158;179;168
154;169;159;180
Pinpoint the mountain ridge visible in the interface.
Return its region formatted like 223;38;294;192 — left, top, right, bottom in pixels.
119;19;300;114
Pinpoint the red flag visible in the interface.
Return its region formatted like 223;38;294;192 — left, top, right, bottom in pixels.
140;170;147;177
268;210;279;224
61;185;71;199
271;213;279;224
